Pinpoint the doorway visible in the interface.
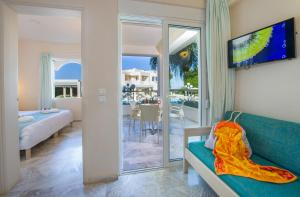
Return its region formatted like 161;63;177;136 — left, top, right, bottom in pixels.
120;22;164;172
120;19;206;171
13;6;84;192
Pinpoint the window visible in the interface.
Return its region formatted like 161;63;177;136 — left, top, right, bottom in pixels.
54;62;82;98
141;76;148;81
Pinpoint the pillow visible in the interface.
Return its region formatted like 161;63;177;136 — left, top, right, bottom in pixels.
205;122;253;158
18;116;34;123
204;125;217;150
40;108;60;114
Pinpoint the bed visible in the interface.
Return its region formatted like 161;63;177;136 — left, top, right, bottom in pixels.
19;109;73;159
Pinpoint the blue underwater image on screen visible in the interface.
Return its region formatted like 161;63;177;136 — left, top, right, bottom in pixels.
231;21;288;68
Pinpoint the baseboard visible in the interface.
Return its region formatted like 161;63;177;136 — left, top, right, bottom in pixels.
83;176;118;185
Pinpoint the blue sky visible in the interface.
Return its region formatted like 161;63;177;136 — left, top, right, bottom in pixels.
122;56;152;70
55;63;81;80
55;58;184;89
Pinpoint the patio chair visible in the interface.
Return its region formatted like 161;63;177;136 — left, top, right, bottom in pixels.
128;101;140;136
139;104;162;144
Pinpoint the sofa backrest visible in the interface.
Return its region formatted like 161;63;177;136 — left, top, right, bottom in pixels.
224;111;300;175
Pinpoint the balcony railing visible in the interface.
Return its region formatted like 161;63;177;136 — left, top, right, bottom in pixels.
122;89;199;108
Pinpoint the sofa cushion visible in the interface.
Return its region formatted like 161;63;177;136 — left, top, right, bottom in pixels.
224;111;300;175
188;141;300;197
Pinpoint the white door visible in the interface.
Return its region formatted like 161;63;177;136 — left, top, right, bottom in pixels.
162;21;208;166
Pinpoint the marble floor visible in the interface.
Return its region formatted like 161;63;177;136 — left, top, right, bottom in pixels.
5;121;217;197
122;116;163;171
122;115;199;171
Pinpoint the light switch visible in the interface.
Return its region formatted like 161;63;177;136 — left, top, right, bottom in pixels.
98;96;106;103
98;88;106;96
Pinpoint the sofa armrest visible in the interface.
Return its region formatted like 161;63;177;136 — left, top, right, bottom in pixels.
184;127;211;149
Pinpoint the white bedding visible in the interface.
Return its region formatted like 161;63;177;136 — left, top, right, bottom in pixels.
19;109;73;150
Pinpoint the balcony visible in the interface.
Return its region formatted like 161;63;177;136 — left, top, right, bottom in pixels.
122;89;200;171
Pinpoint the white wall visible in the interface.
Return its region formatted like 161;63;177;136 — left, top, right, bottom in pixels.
231;0;300;123
132;0;205;9
132;0;239;8
81;0;120;183
2;0;205;189
0;1;21;193
18;39;81;110
54;98;81;120
4;0;120;185
119;0;205;22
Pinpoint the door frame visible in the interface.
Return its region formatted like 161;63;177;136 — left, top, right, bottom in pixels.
118;16;164;173
161;19;207;167
0;1;84;193
118;15;207;172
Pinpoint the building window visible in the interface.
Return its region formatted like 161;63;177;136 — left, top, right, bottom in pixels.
141;76;148;81
54;62;82;98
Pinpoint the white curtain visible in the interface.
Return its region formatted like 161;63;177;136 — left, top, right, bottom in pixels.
40;53;54;109
206;0;235;124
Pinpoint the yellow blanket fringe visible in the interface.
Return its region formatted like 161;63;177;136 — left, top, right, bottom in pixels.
213;121;297;183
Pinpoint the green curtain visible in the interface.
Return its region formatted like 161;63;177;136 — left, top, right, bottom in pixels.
40;53;54;109
206;0;235;124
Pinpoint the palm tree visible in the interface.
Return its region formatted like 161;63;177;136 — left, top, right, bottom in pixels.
150;57;158;70
169;42;198;79
149;43;198;86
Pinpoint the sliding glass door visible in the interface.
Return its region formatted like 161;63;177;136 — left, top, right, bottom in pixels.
167;25;202;161
120;21;164;172
119;18;206;171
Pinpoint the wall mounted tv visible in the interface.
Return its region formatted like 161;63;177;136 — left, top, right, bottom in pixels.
228;18;296;68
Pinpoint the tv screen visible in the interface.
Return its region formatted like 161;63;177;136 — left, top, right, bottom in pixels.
228;18;295;68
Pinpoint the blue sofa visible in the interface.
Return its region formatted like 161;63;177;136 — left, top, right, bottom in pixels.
183;111;300;197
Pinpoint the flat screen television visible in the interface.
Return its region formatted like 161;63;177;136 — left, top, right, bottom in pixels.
228;18;296;68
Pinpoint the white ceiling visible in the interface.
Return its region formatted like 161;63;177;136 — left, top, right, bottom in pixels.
18;17;162;46
122;23;162;47
18;14;81;44
121;23;198;55
169;27;199;54
18;15;197;51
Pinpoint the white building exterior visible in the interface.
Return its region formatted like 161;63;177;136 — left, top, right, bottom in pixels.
122;68;158;91
54;80;81;98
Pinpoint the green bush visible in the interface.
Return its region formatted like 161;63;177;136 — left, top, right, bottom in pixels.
184;100;198;108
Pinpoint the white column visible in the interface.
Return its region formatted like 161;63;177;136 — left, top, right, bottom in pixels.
77;81;81;98
82;0;119;184
63;87;66;98
0;2;20;193
70;87;73;97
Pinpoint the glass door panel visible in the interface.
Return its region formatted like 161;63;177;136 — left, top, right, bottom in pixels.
168;26;201;161
121;22;164;172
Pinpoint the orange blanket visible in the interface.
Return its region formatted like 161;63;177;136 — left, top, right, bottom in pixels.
213;121;297;183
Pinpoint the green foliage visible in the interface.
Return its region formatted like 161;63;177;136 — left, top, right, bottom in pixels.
150;43;200;89
184;68;198;88
184;100;198;108
169;42;198;78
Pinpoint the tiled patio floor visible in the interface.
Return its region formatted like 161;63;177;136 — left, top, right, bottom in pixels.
122;115;199;171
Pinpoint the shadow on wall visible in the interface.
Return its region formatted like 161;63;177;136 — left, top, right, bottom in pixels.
54;97;82;121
